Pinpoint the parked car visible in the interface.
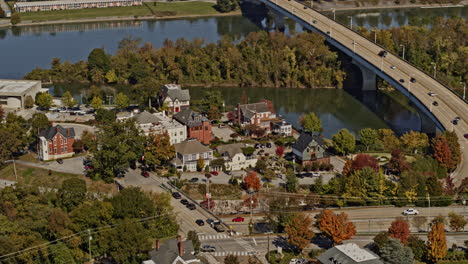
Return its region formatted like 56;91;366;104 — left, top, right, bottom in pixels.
225;171;232;175
378;50;388;57
196;219;204;226
186;203;196;210
454;116;461;121
464;134;468;139
189;178;199;183
83;159;91;165
312;172;320;177
410;77;417;83
432;101;439;106
141;170;149;178
289;258;307;264
232;217;245;222
206;218;215;226
210;171;219;176
390;65;396;69
84;164;94;170
260;144;265;149
402;208;419;215
56;158;64;164
266;143;272;148
180;199;189;205
201;245;216;252
172;192;181;199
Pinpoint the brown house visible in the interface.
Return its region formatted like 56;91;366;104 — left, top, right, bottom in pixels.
38;125;75;161
173;109;213;145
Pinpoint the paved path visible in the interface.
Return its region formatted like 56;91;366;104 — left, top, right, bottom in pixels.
264;0;468;185
14;156;86;175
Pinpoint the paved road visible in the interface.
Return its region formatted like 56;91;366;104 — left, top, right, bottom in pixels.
264;0;468;185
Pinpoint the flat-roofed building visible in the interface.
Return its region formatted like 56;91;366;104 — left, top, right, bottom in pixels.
14;0;142;13
0;79;42;109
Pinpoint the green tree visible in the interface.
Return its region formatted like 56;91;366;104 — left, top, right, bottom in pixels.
216;0;238;13
58;178;87;212
144;132;175;169
380;238;414;264
94;108;116;124
285;169;298;193
24;95;34;109
35;92;53;109
0;113;29;163
49;242;76;264
187;230;200;253
300;113;322;133
378;128;400;152
115;92;130;110
332;129;355;155
359;128;378;151
224;254;240;264
88;48;111;73
29;112;50;133
111;187;155;219
90;96;103;110
10;12;20;25
62;91;77;109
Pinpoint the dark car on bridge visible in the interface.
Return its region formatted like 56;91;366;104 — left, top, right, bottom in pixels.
410;77;417;83
180;199;189;205
378;50;388;57
196;219;204;226
433;101;438;106
172;192;181;199
464;134;468;139
186;203;196;210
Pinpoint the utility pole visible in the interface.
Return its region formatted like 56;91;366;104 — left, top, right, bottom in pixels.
400;44;405;60
431;62;437;79
331;8;335;20
371;29;377;43
461;82;466;101
88;229;93;263
267;233;270;260
348;16;353;30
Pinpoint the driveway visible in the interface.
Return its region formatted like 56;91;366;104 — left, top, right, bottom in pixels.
15;156;86;175
212;126;237;142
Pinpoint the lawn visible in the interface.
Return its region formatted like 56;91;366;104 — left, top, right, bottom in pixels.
0;164;117;194
18;2;234;22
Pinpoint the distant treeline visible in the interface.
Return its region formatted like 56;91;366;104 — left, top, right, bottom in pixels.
358;17;467;94
25;31;346;89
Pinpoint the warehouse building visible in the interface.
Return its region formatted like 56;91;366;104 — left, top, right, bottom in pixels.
0;79;42;109
14;0;142;13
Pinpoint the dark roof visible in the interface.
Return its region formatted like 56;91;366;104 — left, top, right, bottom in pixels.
292;132;326;153
216;143;245;159
167;89;190;102
173;108;208;127
39;125;75;140
239;102;271;119
317;243;383;264
146;239;197;264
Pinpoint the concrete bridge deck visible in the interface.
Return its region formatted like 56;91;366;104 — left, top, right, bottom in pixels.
260;0;468;184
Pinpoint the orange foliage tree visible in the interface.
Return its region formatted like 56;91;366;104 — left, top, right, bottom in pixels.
388;218;410;245
432;135;455;169
285;213;314;253
316;209;356;245
243;171;261;191
427;222;447;262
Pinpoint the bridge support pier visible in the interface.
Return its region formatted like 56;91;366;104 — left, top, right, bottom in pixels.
271;9;286;30
353;60;377;91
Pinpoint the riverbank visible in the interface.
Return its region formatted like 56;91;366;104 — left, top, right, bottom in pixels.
0;1;241;28
314;0;467;11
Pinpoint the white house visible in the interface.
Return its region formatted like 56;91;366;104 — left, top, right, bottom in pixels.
159;84;190;114
216;143;257;171
172;139;213;172
271;120;292;136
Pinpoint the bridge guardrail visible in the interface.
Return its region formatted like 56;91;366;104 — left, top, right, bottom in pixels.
273;0;467;104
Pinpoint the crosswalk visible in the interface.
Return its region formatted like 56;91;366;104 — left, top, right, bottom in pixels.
212;251;259;257
234;238;256;252
198;234;230;241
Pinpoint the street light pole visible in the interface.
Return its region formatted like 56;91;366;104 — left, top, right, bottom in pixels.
371;29;377;43
400;44;405;60
461;82;466;100
348;16;353;30
431;62;437;79
88;229;93;263
331;8;335;20
352;40;357;54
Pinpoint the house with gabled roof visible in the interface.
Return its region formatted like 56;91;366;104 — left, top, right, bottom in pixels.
159;84;190;114
216;143;257;171
172;139;213;172
38;125;75;161
317;243;383;264
292;132;329;165
173;108;213;144
236;100;276;132
143;236;200;264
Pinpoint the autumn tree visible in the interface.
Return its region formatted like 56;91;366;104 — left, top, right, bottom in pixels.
432;134;455;169
144;132;175;169
207;106;222;121
448;212;467;232
316;209;356;245
378;128;400;152
275;145;285;157
285;213;314;253
300;112;321;133
359;128;378;151
332;129;355;155
388;218;410;245
400;130;429;154
115;92;130;110
443;131;461;166
342;153;379;176
90;96;103;110
427;222;447;262
62;91;77;108
387;149;410;175
196;157;205;172
244;171;261;192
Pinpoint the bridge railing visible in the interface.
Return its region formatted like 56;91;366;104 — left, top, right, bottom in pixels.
274;0;467;104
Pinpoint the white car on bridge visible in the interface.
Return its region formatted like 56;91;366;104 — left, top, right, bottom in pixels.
402;208;419;215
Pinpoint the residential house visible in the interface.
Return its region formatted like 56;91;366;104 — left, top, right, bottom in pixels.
317;243;383;264
216;143;257;171
173;108;213;145
292;132;329;165
172;139;213;172
271;120;293;136
38;125;75;161
159;84;190;114
118;111;187;145
236;100;276;132
143;236;200;264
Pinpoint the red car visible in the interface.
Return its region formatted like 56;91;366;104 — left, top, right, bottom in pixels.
210;171;219;176
464;134;468;139
141;171;149;178
232;217;244;222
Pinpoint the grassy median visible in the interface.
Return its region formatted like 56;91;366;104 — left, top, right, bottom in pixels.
18;2;233;23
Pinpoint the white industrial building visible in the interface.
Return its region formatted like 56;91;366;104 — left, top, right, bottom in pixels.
0;79;42;109
14;0;142;13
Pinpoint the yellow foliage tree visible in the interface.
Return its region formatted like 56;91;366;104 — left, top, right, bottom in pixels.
427;222;447;262
285;213;314;253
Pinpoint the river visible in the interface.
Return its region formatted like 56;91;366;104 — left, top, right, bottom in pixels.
1;6;461;136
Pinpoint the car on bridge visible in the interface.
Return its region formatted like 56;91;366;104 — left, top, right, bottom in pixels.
180;199;189;205
378;50;388;57
464;134;468;139
428;92;437;97
410;77;417;83
433;101;439;106
186;203;196;210
402;208;419;215
172;192;181;199
196;219;204;226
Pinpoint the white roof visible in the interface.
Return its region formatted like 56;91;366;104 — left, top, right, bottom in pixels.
15;0;139;7
163;84;181;90
0;79;40;96
335;243;378;262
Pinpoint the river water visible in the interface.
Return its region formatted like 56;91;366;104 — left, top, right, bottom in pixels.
1;6;462;136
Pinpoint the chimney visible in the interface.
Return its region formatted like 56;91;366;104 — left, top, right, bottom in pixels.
67;128;70;137
155;239;160;251
177;235;183;256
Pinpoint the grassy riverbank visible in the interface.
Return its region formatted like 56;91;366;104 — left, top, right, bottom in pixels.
19;1;227;23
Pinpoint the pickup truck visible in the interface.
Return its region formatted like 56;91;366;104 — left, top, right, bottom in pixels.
213;222;225;233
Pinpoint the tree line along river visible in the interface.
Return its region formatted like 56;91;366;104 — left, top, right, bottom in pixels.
1;6;465;136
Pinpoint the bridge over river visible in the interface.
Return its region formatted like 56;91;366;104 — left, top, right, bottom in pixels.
257;0;468;184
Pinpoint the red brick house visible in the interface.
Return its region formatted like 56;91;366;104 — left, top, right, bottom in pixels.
236;100;276;132
173;109;213;145
38;125;75;161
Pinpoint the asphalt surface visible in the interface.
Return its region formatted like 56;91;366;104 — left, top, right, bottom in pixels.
266;0;468;185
